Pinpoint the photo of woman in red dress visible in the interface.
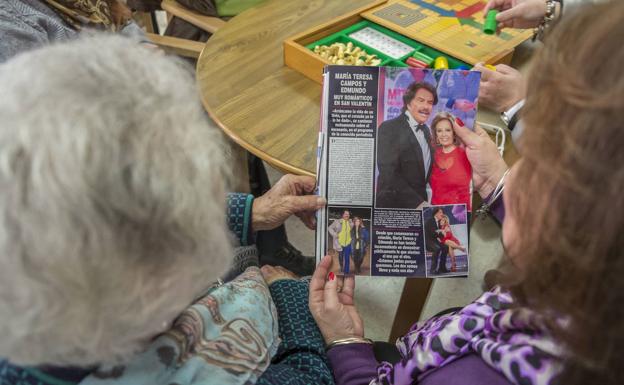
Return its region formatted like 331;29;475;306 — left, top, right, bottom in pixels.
439;215;466;272
429;112;472;210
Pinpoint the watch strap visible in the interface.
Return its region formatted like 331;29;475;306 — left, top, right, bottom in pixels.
508;107;523;131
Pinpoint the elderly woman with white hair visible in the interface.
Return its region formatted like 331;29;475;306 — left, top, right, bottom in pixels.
0;36;331;385
0;0;317;278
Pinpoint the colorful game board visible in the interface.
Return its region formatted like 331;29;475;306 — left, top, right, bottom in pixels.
361;0;533;64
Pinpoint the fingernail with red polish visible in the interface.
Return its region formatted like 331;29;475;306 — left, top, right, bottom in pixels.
455;117;464;127
328;272;335;281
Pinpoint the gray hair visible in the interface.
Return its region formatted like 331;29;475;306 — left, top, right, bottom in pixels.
0;36;233;366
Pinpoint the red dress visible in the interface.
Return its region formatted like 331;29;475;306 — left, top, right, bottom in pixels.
440;225;459;244
430;146;472;210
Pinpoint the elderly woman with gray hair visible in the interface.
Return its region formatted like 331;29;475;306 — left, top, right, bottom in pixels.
0;36;330;385
0;0;317;277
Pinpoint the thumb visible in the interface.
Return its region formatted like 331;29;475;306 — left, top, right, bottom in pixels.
283;195;326;214
496;4;526;24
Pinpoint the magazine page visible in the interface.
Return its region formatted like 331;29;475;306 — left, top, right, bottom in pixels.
316;65;480;278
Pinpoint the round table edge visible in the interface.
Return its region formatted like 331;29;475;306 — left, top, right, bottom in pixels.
195;59;316;177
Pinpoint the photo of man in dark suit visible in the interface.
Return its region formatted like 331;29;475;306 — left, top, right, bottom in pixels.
376;82;438;209
424;207;449;275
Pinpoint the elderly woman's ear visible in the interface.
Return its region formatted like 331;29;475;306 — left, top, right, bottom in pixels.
252;174;326;232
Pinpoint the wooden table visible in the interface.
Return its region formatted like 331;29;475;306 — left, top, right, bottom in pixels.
197;0;375;176
196;0;524;176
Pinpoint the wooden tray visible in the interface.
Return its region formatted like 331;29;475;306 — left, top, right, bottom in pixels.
284;0;532;84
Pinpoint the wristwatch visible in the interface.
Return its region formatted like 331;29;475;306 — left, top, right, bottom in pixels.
501;100;525;131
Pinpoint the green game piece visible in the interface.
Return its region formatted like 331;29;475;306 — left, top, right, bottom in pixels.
484;10;498;35
411;51;434;65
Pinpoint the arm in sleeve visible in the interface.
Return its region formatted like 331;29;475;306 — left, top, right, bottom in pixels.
327;343;379;385
328;219;339;238
486;193;505;224
0;17;48;63
257;279;334;385
363;228;370;251
226;192;255;246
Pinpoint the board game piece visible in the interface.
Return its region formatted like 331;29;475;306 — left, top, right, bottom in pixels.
434;56;449;69
406;57;429;68
457;65;470;70
484;10;498;35
313;42;381;66
349;27;414;59
485;64;497;71
411;51;434;65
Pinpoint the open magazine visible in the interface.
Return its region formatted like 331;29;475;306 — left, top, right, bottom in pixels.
316;66;481;278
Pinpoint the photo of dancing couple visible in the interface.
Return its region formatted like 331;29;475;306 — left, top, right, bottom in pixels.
326;207;371;276
423;205;469;277
375;68;479;210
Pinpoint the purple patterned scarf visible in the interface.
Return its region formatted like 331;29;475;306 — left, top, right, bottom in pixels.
374;287;563;385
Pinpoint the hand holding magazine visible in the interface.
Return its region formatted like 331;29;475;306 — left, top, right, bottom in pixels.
316;66;481;278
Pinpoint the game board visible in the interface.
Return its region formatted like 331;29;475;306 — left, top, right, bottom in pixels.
361;0;533;64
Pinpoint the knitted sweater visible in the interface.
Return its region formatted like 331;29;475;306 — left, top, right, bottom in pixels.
0;0;146;63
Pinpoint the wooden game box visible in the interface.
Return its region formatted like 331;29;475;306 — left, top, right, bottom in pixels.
284;0;533;84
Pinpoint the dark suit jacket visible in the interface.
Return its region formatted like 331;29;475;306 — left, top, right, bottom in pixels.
424;216;443;253
376;114;433;208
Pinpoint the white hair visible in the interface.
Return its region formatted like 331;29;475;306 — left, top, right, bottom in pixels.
0;36;233;366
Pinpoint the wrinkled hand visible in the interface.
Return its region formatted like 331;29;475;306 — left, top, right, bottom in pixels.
252;174;326;232
453;121;508;198
484;0;549;30
261;265;299;286
473;63;526;113
309;255;364;344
